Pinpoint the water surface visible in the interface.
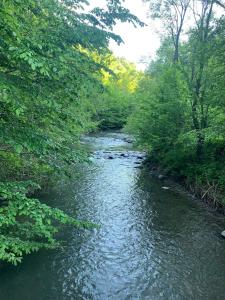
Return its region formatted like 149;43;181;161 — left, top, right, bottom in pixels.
1;132;225;300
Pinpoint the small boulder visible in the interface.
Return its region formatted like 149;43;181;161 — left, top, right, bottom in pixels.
120;153;128;158
125;138;133;143
158;174;165;180
221;230;225;238
108;156;114;159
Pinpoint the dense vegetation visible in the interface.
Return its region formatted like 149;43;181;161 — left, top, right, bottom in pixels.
127;0;225;204
0;0;142;264
94;55;142;129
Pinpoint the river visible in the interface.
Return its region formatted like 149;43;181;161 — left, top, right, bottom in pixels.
1;132;225;300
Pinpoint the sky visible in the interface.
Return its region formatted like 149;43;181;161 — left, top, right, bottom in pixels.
89;0;161;70
108;0;161;70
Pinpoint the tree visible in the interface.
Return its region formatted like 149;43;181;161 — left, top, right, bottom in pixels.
129;1;225;202
181;0;216;158
0;0;143;264
145;0;190;62
93;54;142;129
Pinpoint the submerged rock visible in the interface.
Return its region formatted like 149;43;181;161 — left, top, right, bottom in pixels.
123;137;134;144
158;174;165;180
120;153;129;158
137;156;144;160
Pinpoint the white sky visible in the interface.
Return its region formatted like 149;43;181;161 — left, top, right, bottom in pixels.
87;1;224;70
88;0;161;70
109;0;161;70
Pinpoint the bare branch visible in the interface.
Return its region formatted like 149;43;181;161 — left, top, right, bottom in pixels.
215;0;225;9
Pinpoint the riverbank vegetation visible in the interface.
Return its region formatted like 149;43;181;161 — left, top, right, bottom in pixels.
0;0;142;264
127;0;225;205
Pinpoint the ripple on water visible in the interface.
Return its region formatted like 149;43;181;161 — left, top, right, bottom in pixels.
0;132;225;300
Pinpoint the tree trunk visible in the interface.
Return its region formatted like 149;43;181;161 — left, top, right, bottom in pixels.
196;131;205;160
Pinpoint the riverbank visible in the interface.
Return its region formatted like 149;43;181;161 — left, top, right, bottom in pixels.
144;159;225;214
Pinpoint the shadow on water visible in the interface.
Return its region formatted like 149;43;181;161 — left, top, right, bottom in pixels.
0;132;225;300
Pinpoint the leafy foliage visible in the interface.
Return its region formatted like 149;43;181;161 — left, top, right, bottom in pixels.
128;4;225;202
93;54;142;129
0;181;93;265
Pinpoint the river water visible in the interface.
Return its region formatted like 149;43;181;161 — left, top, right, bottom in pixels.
1;132;225;300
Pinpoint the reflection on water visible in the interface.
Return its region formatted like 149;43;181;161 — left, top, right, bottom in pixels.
0;132;225;300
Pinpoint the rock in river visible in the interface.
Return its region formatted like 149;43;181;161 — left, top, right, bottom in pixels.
107;155;114;159
221;230;225;238
162;186;170;190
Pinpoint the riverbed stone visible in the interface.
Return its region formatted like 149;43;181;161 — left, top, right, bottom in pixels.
108;156;114;159
120;153;129;158
137;156;144;159
221;230;225;238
